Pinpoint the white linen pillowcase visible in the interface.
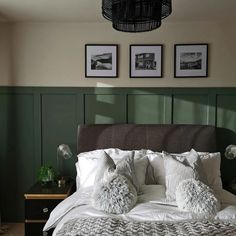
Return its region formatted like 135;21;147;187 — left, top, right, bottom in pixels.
172;151;222;190
145;152;165;185
145;150;222;191
163;150;201;201
199;152;222;190
76;148;149;189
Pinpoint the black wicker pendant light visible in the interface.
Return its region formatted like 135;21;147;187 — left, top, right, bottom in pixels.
102;0;172;32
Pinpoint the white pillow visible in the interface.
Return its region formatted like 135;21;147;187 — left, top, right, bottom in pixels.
76;148;149;189
146;150;222;190
199;152;222;190
145;152;165;185
163;150;200;200
172;151;222;190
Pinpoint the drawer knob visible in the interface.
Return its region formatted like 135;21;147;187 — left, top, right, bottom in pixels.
43;232;48;236
43;208;49;213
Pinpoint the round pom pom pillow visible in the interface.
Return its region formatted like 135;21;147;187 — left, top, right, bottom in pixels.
176;178;220;217
92;172;137;214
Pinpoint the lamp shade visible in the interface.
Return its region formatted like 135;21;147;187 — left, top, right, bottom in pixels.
225;145;236;160
57;144;72;160
102;0;172;32
57;144;72;180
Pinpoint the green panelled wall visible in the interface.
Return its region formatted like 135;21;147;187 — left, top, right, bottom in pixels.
1;87;236;221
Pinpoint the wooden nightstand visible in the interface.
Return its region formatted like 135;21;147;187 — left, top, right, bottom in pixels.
24;179;75;236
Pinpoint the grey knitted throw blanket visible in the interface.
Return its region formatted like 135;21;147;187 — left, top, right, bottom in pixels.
56;217;236;236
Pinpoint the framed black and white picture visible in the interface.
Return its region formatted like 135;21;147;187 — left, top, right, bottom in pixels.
130;44;163;78
174;44;208;78
85;44;118;78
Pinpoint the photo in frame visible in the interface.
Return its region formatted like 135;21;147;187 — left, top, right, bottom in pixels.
174;44;208;78
85;44;118;78
130;44;163;78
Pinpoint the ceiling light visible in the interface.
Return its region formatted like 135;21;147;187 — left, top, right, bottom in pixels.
102;0;172;32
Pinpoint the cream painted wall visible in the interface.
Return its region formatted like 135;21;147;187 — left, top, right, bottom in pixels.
6;21;236;87
0;23;12;86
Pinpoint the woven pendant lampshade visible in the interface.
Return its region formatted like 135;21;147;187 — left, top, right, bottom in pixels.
102;0;172;32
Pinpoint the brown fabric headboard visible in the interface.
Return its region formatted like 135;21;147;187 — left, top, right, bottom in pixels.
77;124;216;154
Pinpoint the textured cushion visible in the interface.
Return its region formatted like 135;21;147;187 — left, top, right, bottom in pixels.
176;179;220;218
76;148;149;189
92;172;137;214
163;149;205;200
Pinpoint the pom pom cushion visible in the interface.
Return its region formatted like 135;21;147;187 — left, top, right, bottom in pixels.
92;172;137;214
92;151;138;214
176;179;220;218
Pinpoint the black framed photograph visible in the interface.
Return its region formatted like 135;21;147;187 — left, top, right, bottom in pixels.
130;44;163;78
85;44;118;78
174;44;208;78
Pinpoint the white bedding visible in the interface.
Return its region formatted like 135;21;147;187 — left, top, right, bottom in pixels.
43;185;236;236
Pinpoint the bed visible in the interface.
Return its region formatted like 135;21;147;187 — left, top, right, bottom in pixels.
44;124;236;235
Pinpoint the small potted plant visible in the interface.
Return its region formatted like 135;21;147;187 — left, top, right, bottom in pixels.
37;165;55;185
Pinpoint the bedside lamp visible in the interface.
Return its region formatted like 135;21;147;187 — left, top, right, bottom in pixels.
225;144;236;191
57;144;73;187
225;145;236;160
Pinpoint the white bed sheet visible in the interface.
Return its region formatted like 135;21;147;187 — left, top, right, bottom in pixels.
44;185;236;236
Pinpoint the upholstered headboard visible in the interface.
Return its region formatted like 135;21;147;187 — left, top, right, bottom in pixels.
77;124;216;154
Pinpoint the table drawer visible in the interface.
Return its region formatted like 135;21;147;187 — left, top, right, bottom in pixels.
25;199;61;220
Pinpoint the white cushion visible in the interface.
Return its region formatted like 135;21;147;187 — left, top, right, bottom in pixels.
176;179;220;218
92;172;137;214
145;152;165;185
200;152;222;190
146;150;222;191
163;150;200;200
76;148;149;189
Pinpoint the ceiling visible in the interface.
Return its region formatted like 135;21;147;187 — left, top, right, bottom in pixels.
0;0;236;23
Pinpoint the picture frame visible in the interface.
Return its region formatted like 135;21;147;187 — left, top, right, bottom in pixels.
130;44;163;78
85;44;118;78
174;44;208;78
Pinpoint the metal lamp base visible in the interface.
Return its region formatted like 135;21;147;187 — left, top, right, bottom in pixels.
57;178;66;187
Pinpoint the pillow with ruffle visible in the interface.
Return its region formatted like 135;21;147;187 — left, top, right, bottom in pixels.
163;149;208;201
91;151;138;214
176;178;220;218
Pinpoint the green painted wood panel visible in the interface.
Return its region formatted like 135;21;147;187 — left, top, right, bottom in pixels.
0;93;35;221
216;94;236;185
85;94;126;124
41;94;77;178
173;94;209;124
1;87;236;222
127;94;171;124
217;95;236;132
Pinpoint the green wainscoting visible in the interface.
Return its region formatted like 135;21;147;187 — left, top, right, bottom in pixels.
1;86;236;221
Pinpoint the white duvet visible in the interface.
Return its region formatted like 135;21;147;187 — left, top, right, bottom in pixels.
43;185;236;236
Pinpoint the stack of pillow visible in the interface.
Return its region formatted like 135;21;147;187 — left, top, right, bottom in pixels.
76;148;222;216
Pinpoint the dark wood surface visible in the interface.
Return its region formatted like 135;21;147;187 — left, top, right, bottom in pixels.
25;179;75;196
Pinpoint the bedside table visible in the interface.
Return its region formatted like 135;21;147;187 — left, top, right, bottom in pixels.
24;179;75;236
